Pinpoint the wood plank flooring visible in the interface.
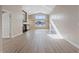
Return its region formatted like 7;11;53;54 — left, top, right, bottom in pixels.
3;29;79;53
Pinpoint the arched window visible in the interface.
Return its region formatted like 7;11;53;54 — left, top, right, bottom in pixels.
35;15;46;27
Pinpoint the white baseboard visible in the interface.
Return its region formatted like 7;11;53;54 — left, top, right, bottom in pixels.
65;39;79;49
48;34;79;49
11;32;23;38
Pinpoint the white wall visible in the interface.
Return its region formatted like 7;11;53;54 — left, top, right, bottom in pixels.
50;5;79;48
2;5;23;38
11;11;23;38
0;6;2;52
0;6;2;39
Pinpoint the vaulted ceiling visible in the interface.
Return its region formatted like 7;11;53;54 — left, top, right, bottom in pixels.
22;5;55;15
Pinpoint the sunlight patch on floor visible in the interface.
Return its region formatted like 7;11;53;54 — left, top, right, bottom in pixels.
48;18;64;39
48;34;64;39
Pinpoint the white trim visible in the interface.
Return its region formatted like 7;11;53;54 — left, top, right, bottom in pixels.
65;39;79;49
11;32;23;38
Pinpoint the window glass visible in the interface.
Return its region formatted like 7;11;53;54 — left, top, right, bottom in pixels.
35;15;46;19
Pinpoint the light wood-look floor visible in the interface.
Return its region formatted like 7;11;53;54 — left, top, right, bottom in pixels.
0;39;2;52
3;29;79;53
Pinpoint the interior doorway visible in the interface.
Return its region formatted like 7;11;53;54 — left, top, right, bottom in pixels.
2;10;11;38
